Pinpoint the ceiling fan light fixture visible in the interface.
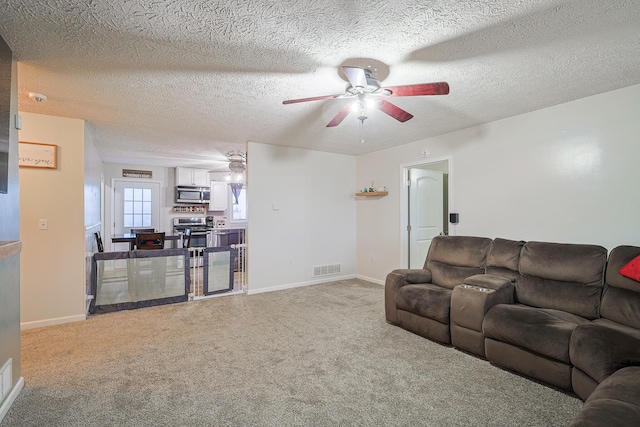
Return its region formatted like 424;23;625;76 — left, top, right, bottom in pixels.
365;98;376;109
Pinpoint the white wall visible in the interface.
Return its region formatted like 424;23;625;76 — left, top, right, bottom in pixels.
84;124;102;235
19;112;86;328
357;83;640;283
247;142;356;293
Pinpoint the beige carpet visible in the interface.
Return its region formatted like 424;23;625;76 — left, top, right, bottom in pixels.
3;279;582;426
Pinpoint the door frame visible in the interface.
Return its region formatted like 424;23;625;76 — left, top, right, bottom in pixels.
110;178;164;250
399;155;453;268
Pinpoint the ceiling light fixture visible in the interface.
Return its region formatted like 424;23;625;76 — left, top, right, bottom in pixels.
28;92;47;102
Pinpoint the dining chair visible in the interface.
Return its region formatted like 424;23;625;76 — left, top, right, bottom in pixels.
131;228;155;234
94;231;104;253
183;228;192;249
135;232;165;250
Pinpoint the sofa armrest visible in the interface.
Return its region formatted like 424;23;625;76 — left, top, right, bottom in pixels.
385;269;432;324
390;268;432;284
570;322;640;384
451;274;514;332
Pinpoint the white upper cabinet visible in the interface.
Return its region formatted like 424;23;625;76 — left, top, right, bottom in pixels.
209;181;228;211
176;167;210;187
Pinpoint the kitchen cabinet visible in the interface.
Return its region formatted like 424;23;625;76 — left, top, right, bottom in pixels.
176;167;210;187
209;181;228;211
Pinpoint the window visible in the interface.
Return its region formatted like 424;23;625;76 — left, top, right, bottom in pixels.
231;188;246;221
123;187;152;228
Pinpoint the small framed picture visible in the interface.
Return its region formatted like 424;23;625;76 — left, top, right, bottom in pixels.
18;141;57;169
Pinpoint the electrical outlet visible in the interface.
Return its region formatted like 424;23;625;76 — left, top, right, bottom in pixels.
370;255;375;262
289;259;294;266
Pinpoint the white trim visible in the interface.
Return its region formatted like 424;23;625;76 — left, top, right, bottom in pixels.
399;155;453;269
355;274;384;285
84;222;101;231
0;376;24;423
246;274;357;295
20;314;86;330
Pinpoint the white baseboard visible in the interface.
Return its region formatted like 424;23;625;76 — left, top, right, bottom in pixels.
247;274;357;295
21;314;86;330
0;376;24;423
356;275;384;285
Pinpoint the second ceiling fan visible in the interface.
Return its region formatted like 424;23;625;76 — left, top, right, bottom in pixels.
283;66;449;127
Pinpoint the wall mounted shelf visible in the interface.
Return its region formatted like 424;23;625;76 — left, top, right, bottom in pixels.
355;191;388;197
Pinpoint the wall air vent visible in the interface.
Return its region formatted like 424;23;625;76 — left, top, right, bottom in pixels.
313;264;341;277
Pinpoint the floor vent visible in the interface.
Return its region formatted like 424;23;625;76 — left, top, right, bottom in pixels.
313;264;341;277
0;359;12;400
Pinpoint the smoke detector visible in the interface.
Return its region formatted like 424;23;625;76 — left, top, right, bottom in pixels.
28;92;47;102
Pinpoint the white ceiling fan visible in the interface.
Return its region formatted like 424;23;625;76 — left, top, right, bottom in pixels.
283;65;449;127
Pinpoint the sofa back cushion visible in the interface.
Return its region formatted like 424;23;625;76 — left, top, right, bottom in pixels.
485;238;525;282
517;241;607;319
601;245;640;329
425;236;492;289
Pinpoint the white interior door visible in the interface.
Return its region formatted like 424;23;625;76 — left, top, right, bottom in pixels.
409;169;444;268
113;180;161;236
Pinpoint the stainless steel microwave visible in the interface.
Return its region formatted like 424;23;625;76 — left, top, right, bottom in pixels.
176;186;210;204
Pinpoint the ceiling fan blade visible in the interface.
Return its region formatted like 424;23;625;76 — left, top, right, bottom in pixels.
377;100;413;122
326;102;354;127
283;94;342;104
342;66;367;89
381;82;450;97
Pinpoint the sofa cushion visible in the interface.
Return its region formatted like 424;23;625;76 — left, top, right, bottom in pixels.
425;236;492;289
606;246;640;292
569;366;640;427
517;241;607;319
600;245;640;329
600;285;640;330
394;283;451;324
485;238;525;282
570;319;640;383
483;304;590;363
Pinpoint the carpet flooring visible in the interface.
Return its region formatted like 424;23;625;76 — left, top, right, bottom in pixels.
2;279;582;426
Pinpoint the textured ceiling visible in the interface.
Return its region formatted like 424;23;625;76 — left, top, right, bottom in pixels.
0;0;639;168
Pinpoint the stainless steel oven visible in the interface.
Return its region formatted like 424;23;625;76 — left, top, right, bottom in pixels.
173;217;212;267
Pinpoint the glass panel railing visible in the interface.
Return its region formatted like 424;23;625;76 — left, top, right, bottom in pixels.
203;247;235;295
90;249;190;313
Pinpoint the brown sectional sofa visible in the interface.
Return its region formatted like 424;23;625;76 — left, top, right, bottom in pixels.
385;236;640;425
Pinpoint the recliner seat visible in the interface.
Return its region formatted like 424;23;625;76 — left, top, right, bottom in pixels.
483;241;607;391
385;235;492;344
570;245;640;400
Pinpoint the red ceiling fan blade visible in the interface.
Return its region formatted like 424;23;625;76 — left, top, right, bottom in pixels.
326;102;354;127
377;100;413;122
283;94;342;104
381;82;450;97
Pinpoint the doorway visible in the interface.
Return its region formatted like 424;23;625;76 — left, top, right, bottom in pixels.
112;179;161;247
401;157;451;269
